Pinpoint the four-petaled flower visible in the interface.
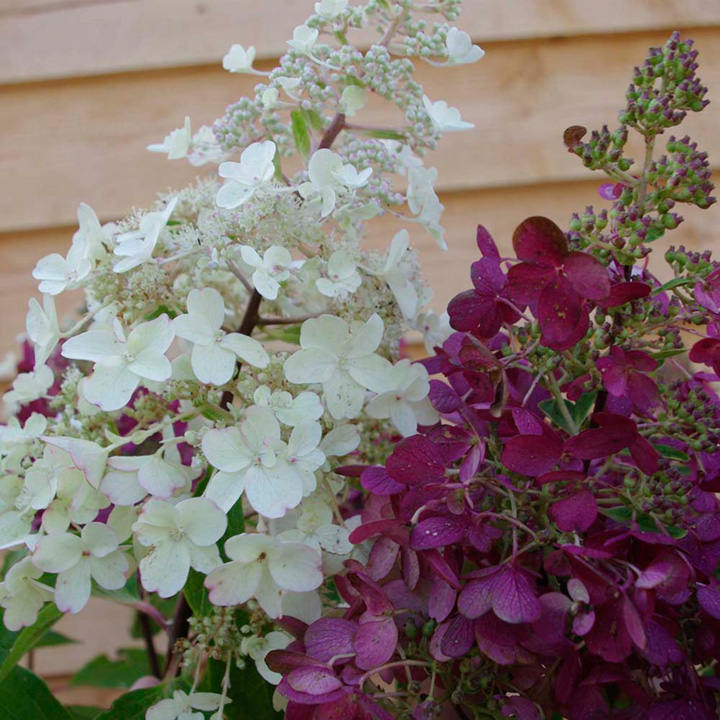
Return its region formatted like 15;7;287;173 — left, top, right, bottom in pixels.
445;27;485;65
284;314;392;419
204;532;323;618
222;43;256;73
216;140;277;209
239;245;292;300
173;287;269;384
316;249;362;298
147;116;192;160
422;95;474;132
147;691;227;720
62;315;175;411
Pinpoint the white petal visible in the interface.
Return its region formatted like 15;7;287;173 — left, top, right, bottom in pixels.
191;342;236;385
189;544;222;574
186;288;225;331
390;401;418;437
127;315;174;357
100;465;146;506
33;533;83;573
284;348;336;385
81;522;118;557
243;465;303;519
202;427;252;473
252;269;280;300
221;333;269;368
319;424;360;456
177;497;227;546
137;455;187;498
323;372;364;420
61;327;123;363
139;540;191;597
204;471;245;513
347;354;394;393
128;351;172;383
55;561;92;613
281;590;322;623
268;543;323;592
216;181;252;209
223;532;274;562
299;315;348;352
82;366;139;411
205;560;262;606
89;550;128;590
173;313;215;346
346;313;383;358
254;567;283;618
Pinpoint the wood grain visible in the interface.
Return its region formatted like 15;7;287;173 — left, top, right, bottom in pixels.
2;28;719;233
3;177;717;357
2;0;719;84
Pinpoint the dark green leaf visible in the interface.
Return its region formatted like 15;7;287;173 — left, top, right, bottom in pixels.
652;277;694;295
650;347;687;366
36;630;76;648
94;681;188;720
573;391;597;426
208;657;280;720
601;506;686;538
538;398;575;434
184;569;212;618
66;707;102;720
92;575;140;605
72;648;164;690
652;443;690;461
0;666;72;720
144;305;177;321
0;604;63;684
365;129;406;140
602;506;633;524
291;110;311;158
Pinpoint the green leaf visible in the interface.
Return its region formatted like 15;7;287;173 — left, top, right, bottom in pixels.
573;391;597;426
652;276;694;295
92;575;140;605
601;506;686;538
72;648;164;690
94;681;188;720
184;569;212;618
302;108;325;132
602;506;633;524
265;325;302;345
538;398;575;434
0;666;72;720
208;657;280;720
144;304;177;321
650;347;687;366
291;110;311;158
364;129;406;140
66;707;102;720
652;443;690;461
0;604;63;684
36;630;76;648
344;75;365;87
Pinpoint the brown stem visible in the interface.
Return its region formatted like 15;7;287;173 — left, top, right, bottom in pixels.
258;314;317;326
138;610;162;678
164;593;192;677
318;112;346;149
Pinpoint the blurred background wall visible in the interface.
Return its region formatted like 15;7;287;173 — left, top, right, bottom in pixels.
2;0;720;698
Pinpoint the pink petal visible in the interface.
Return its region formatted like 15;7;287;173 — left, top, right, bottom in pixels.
353;617;397;670
439;615;474;657
490;566;541;624
304;618;358;662
502;434;562;477
361;466;405;496
697;584;720;619
286;666;343;696
563;252;610;301
411;514;468;549
512;216;567;266
476;225;500;258
550;490;597;532
537;279;585;348
386;436;445;485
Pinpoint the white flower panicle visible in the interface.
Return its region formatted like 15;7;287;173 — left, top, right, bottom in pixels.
0;0;479;708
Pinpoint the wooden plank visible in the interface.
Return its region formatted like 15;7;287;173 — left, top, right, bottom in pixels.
2;28;719;233
2;0;720;84
2;177;717;358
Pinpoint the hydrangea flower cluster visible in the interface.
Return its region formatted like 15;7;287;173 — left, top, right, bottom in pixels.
0;0;483;717
264;33;720;719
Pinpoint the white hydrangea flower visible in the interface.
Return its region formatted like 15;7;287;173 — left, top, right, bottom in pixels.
147;116;192;160
315;0;348;19
0;557;53;631
146;691;226;720
316;249;361;298
0;474;36;550
187;125;229;167
422;95;474;132
299;149;372;217
32;522;128;613
253;386;323;427
202;406;324;518
113;197;178;273
369;230;418;318
3;364;53;415
284;314;392;419
366;358;438;437
205;533;323;618
287;25;319;55
239;245;291;300
0;352;17;382
415;310;453;353
62;315;174;411
276;76;303;100
339;85;366;116
276;497;352;555
241;631;292;684
222;43;256;73
261;87;279;108
133;497;226;598
26;444;109;533
101;447;191;506
26;294;60;369
75;202;112;262
173;288;269;384
0;413;47;469
216;140;277;209
32;234;91;295
319;423;360;457
406;165;446;249
445;27;485;65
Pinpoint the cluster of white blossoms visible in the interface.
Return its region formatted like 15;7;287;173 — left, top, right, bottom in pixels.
0;0;482;715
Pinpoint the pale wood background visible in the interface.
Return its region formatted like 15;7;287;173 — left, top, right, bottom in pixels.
2;0;720;689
